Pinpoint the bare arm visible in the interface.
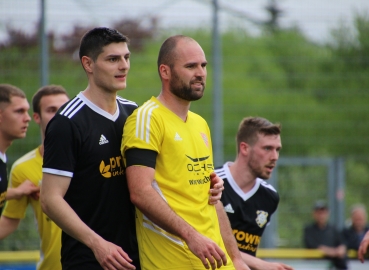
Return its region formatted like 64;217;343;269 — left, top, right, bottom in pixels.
239;252;294;270
215;202;250;270
126;165;227;270
41;173;135;270
318;244;346;258
358;231;369;263
0;216;21;239
5;180;39;200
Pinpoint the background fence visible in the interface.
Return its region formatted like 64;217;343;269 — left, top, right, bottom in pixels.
1;0;369;257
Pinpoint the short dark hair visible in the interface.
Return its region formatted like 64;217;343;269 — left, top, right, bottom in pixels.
79;27;129;62
32;85;69;114
236;117;281;151
0;84;26;109
157;35;195;77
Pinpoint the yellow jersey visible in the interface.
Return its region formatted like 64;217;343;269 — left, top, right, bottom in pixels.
122;96;234;270
3;147;61;270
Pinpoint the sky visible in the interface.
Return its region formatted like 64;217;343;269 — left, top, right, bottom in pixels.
0;0;368;43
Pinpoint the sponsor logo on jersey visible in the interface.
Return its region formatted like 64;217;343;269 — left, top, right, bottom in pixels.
233;229;261;252
99;134;109;145
224;203;235;214
99;156;124;178
174;132;182;141
185;155;213;185
200;132;209;147
255;210;268;228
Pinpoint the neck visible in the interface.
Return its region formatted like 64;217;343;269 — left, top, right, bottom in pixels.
157;92;190;121
0;134;12;154
229;159;257;193
82;87;117;115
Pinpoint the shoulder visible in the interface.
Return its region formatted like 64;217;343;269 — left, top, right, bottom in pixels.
11;148;39;171
57;95;86;119
117;95;137;107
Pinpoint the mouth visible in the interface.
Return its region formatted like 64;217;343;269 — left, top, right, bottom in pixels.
115;74;127;81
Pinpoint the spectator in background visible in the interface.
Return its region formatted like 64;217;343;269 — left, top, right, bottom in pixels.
0;84;39;215
215;116;293;270
342;204;369;251
0;85;69;270
303;200;348;270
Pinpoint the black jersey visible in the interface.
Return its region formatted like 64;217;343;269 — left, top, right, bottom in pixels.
215;162;279;256
42;93;140;270
0;155;8;215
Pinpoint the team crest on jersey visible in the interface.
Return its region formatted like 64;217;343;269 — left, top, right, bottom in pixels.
200;132;209;147
255;210;268;228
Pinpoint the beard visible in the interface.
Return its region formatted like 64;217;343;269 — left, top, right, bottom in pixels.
169;68;205;101
248;152;273;180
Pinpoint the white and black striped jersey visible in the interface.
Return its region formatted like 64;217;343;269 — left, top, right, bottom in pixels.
42;92;140;269
215;161;279;256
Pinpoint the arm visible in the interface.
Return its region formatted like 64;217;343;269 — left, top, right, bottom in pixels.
41;173;135;270
215;202;250;270
5;180;39;200
239;252;294;270
318;244;346;258
208;172;224;205
0;216;21;239
358;231;369;263
126;165;227;269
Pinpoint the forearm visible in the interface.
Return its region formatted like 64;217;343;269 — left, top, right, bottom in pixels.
0;216;20;239
319;245;346;258
5;188;21;200
41;192;101;249
216;203;242;261
132;182;196;241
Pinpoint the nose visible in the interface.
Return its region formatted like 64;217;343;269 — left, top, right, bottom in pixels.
119;58;129;70
195;66;207;78
25;112;31;122
271;150;279;161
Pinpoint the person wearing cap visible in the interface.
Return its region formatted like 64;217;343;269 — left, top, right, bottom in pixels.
303;200;348;270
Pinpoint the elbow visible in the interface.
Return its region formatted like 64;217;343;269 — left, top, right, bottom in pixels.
40;194;50;216
129;191;141;207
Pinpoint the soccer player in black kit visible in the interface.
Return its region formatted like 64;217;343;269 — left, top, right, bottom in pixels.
41;28;139;270
215;117;294;270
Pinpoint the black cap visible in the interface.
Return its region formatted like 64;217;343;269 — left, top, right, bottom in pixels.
313;200;328;210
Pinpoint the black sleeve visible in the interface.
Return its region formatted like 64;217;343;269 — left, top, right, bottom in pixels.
125;148;157;169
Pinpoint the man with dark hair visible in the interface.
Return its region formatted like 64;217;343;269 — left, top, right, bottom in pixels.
304;200;348;270
0;84;39;214
122;35;249;270
41;27;139;270
215;116;293;270
0;84;69;270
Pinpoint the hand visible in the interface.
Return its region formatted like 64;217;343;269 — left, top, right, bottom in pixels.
186;231;227;269
13;180;40;200
358;232;369;263
208;172;224;205
91;238;136;270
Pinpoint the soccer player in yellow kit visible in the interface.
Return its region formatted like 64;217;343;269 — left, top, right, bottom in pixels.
122;35;250;270
0;85;69;270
